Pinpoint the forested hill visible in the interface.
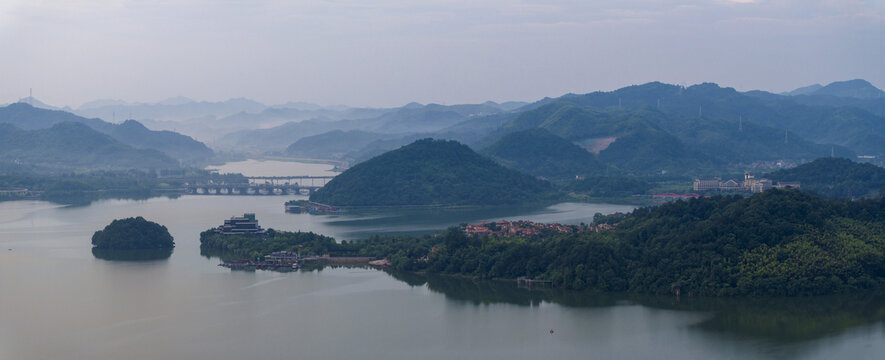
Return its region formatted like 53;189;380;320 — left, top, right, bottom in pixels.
766;157;885;198
531;81;884;157
0;122;179;170
412;189;885;297
482;128;608;180
0;103;212;163
309;138;560;206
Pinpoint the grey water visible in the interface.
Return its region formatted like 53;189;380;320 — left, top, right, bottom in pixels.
0;161;883;359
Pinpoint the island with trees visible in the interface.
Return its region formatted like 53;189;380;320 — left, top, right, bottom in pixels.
92;216;174;250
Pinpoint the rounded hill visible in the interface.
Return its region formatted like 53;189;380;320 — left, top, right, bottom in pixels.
482;128;607;180
309;138;560;206
91;217;175;250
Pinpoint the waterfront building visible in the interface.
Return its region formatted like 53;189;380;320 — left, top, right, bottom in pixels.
215;213;267;235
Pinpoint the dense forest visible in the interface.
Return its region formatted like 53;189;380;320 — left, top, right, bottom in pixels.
766;157;885;198
413;190;885;296
310;138;561;206
92;217;174;249
482;128;608;180
209;190;885;297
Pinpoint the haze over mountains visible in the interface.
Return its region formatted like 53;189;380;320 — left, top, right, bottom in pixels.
0;103;213;167
3;78;882;177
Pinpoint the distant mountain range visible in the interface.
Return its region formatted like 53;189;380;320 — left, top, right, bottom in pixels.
215;101;524;153
0;122;178;170
6;78;882;177
782;79;885;99
0;103;213;164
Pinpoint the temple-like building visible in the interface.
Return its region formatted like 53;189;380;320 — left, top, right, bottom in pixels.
214;213;267;235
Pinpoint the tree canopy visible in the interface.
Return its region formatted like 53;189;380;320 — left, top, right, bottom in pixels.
91;217;174;249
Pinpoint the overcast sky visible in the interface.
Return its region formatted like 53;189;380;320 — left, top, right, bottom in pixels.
1;0;882;108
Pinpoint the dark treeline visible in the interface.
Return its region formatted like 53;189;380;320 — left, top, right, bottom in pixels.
92;216;174;250
766;157;885;198
204;189;885;297
0;167;247;205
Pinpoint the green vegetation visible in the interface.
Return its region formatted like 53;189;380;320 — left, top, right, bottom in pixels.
482;128;607;180
0;103;213;163
0;122;179;170
210;190;885;297
310;138;561;206
766;157;885;198
407;190;885;296
92;217;174;250
109;120;213;163
285;130;390;159
200;229;435;269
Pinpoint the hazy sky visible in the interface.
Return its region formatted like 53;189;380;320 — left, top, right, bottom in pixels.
1;0;882;108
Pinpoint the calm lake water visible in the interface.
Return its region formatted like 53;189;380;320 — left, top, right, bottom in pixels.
206;159;340;177
1;161;884;359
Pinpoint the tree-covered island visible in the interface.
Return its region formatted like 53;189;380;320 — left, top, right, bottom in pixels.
92;217;174;249
206;189;885;297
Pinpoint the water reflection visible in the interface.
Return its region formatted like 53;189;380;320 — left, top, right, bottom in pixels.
386;270;885;344
91;247;173;261
320;202;619;239
41;192;180;207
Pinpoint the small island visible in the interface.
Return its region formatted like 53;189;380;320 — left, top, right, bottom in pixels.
92;216;175;250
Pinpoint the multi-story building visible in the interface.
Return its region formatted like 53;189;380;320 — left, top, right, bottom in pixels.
693;178;722;191
215;213;267;235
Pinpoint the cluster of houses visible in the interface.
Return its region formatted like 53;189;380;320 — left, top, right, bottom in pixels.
693;173;800;193
463;220;614;238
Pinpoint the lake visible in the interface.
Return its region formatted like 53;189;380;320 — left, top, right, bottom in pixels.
1;161;883;359
206;159;340;177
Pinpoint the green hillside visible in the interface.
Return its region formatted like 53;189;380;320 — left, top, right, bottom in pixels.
394;190;885;296
766;157;885;198
310;138;560;206
0;122;179;170
0;103;213;162
285;130;391;159
482;128;607;180
483;102;711;174
110;120;213;163
549;82;884;157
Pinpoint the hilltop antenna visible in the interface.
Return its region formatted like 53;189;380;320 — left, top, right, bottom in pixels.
698;105;702;118
29;88;32;99
739;116;743;132
831;146;835;158
618;97;622;109
784;129;788;144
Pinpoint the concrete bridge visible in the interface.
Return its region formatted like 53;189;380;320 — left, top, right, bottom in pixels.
185;176;335;196
245;176;334;187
